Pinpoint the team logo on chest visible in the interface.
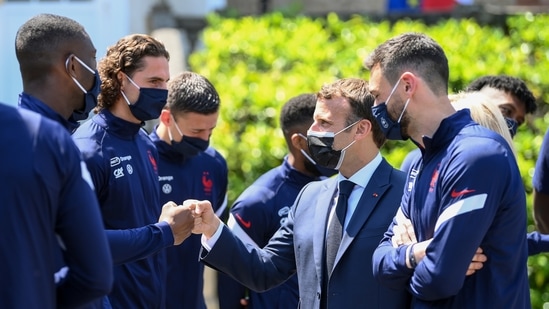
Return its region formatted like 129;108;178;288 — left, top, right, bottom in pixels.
202;171;213;195
148;150;158;173
429;163;440;193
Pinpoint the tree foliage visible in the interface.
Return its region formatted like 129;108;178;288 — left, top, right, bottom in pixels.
189;12;549;306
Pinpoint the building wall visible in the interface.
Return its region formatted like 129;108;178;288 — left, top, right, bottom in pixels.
226;0;548;15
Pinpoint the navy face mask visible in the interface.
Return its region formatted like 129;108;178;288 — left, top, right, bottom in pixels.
121;73;168;121
505;117;518;138
371;78;410;141
66;55;100;121
167;114;209;158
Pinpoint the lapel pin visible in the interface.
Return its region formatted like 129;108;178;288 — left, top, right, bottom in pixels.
372;193;378;197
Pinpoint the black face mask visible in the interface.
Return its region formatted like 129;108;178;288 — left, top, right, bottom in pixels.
168;115;209;158
306;121;358;170
298;134;337;178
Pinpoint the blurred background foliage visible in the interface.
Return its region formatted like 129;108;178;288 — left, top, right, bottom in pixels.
188;12;549;306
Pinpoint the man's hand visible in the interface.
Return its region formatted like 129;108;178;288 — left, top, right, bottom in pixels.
158;201;194;245
466;247;487;276
392;217;417;247
188;199;221;238
392;215;487;275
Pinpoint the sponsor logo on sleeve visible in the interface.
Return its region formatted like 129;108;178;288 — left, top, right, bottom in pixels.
451;188;476;198
235;213;251;229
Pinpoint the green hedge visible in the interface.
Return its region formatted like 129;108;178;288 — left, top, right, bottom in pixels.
189;12;549;306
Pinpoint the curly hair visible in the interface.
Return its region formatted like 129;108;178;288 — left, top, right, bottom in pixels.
96;34;170;111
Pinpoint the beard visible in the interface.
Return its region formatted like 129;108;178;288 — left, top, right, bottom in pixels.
388;96;411;140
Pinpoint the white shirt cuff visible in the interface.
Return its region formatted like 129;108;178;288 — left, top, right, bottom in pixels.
201;222;224;251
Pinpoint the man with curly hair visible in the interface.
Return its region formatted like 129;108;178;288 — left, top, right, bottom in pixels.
72;34;196;308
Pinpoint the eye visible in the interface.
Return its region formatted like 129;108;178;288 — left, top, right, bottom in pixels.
498;106;512;117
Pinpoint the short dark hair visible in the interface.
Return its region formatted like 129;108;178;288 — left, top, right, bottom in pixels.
465;75;537;114
317;78;386;148
280;93;316;135
364;32;449;96
15;14;90;81
97;34;170;111
167;72;220;115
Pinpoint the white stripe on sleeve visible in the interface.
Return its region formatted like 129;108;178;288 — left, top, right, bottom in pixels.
434;194;487;232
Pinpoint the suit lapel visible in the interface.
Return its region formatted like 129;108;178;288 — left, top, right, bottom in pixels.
335;159;393;266
313;179;337;283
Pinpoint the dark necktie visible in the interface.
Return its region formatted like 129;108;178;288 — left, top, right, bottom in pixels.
325;180;355;275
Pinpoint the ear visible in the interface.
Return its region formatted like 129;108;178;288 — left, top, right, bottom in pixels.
401;72;417;96
290;132;304;150
354;119;371;140
116;71;126;90
159;109;171;126
65;54;77;78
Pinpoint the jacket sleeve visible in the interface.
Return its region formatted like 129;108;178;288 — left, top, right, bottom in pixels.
54;135;112;308
201;206;298;292
372;207;415;289
527;231;549;256
106;222;174;265
374;143;523;301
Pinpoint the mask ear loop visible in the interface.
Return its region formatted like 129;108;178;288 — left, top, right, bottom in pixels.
334;140;356;170
397;98;411;123
120;72;140;106
384;78;402;108
297;133;318;165
170;113;185;137
65;54;88;94
334;120;360;135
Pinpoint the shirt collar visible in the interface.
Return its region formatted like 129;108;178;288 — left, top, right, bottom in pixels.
422;109;473;153
336;152;383;189
93;109;143;139
18;92;79;133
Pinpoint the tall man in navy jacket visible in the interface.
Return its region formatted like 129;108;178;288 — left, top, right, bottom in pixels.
192;78;411;308
72;34;194;308
150;71;228;309
368;33;530;308
0;103;112;308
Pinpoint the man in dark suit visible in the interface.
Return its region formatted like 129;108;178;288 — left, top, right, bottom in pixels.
191;78;410;309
